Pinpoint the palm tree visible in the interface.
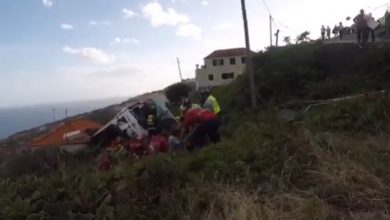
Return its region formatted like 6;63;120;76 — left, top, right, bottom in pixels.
296;31;311;44
283;36;291;45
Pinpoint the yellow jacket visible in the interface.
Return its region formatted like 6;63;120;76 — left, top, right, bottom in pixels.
204;95;221;114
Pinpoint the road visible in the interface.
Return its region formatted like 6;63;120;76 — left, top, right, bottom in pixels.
323;31;390;44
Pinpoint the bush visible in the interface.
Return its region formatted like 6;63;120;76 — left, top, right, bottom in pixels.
2;109;390;218
164;83;192;103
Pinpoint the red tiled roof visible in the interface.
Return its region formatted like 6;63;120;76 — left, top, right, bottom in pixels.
30;118;102;147
204;48;254;59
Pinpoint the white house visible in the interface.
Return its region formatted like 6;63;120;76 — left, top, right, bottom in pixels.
195;48;254;89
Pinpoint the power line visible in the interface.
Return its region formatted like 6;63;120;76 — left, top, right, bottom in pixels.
260;0;309;42
260;0;296;32
274;19;289;29
261;0;272;15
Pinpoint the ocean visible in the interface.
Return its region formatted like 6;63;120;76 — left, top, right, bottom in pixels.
0;97;127;139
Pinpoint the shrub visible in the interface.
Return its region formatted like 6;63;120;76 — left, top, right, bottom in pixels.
164;83;192;103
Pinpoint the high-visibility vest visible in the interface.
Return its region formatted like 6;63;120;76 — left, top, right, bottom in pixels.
207;95;221;114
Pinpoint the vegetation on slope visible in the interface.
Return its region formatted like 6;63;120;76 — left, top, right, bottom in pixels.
216;42;390;110
2;43;390;219
1;97;390;219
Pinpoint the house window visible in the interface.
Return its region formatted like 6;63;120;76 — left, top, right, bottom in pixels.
241;57;247;64
213;59;217;66
219;59;224;66
221;72;235;80
230;58;236;65
208;74;214;81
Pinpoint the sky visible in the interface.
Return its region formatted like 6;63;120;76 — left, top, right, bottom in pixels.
0;0;389;108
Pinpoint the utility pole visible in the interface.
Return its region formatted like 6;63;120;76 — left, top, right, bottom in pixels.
275;29;280;47
65;109;68;119
240;0;257;108
269;15;273;47
176;57;183;82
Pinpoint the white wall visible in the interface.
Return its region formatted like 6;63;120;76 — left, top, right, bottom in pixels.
195;55;246;89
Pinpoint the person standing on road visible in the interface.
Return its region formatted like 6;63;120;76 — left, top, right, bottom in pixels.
332;25;339;38
366;13;376;42
321;25;326;40
386;10;390;37
326;26;331;39
353;9;369;45
338;22;344;40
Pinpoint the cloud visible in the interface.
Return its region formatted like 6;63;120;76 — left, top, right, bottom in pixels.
125;38;140;45
89;21;111;26
110;38;140;46
202;0;208;6
61;24;74;30
122;8;136;19
142;2;190;27
63;46;116;64
215;22;237;31
42;0;53;8
177;24;202;40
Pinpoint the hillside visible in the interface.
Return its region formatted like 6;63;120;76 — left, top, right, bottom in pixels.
216;42;390;110
1;43;390;219
0;97;133;139
0;91;166;155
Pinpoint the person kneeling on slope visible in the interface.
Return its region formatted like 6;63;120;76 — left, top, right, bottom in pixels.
180;106;221;150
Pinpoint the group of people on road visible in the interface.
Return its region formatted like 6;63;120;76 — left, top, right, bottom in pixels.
320;9;379;45
321;23;345;40
333;22;345;39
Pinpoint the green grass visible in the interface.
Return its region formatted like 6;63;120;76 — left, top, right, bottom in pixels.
3;43;390;219
2;99;390;219
215;43;390;110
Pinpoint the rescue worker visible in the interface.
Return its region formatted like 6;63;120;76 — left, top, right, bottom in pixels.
135;98;177;154
134;98;177;135
181;98;201;112
180;105;221;150
148;134;169;154
168;126;184;152
200;90;221;115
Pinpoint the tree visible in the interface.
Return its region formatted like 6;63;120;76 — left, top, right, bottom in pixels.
164;83;192;103
295;31;311;44
283;36;291;45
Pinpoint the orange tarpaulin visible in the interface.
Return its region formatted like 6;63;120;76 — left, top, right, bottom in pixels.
30;118;102;148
